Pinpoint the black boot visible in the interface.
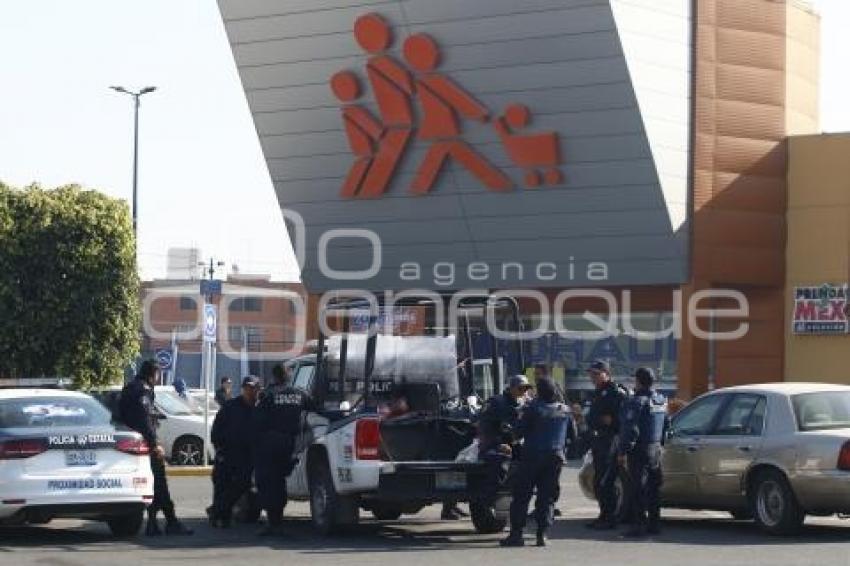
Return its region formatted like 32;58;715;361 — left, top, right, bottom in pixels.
536;530;547;547
500;530;525;547
621;525;646;538
145;516;162;536
164;519;194;535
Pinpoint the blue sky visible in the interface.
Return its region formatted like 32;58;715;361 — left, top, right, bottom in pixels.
0;1;847;282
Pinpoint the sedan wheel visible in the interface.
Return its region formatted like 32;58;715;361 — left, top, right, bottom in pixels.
751;470;804;535
173;437;203;466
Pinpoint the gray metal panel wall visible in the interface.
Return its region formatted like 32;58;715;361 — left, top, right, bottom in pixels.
219;0;691;291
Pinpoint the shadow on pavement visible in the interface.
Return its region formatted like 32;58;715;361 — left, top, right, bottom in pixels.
547;517;850;546
2;515;847;553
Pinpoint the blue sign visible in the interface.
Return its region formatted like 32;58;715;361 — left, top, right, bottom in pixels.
155;348;174;371
200;279;222;297
203;304;217;342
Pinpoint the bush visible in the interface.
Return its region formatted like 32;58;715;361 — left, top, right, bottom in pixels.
0;182;140;387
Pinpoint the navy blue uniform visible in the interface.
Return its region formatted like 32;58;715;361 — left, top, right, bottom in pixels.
211;396;255;524
253;384;313;526
588;381;628;524
618;389;668;532
477;392;521;504
509;398;570;535
119;378;176;522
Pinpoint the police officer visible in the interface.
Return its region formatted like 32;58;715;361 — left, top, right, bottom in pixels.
585;359;628;530
210;375;260;528
119;360;193;536
253;366;314;536
618;367;669;537
500;378;570;548
477;375;532;505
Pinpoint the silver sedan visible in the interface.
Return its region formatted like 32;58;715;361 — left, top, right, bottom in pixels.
580;382;850;534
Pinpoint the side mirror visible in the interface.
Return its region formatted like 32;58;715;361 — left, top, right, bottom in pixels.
155;412;167;421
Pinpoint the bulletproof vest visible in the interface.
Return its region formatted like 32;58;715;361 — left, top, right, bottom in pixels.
524;400;570;453
639;392;667;444
264;384;307;435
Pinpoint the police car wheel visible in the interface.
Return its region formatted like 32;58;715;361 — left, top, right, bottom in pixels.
751;470;804;535
470;502;506;534
107;509;144;537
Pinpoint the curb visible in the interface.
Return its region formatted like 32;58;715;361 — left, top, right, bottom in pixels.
166;465;213;477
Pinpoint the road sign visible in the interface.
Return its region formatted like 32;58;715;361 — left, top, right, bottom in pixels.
200;279;222;297
203;304;217;342
154;348;174;371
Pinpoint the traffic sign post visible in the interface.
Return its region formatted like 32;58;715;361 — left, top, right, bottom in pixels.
154;348;173;371
203;304;217;343
201;303;217;466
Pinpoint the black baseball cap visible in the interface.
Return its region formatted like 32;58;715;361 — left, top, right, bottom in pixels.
508;375;533;390
588;359;611;374
241;375;260;388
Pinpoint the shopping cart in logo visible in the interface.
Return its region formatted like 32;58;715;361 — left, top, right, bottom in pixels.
494;104;563;187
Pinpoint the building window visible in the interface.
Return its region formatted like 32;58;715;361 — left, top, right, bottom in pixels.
228;326;263;348
179;297;197;311
230;297;263;312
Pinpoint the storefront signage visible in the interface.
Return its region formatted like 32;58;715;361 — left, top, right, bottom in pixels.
331;12;562;198
792;284;850;335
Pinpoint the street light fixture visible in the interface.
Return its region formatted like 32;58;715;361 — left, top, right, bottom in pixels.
110;85;157;238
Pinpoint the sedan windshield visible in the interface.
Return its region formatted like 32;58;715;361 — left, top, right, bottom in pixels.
792;391;850;431
0;396;112;428
155;391;194;416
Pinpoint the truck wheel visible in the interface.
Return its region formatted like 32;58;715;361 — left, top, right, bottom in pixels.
751;469;804;535
371;504;403;521
470;501;507;534
309;458;358;535
107;509;144;537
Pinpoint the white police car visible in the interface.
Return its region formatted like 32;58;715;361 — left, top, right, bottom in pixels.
0;388;154;536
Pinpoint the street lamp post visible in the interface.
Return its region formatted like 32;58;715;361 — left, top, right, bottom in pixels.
110;85;157;238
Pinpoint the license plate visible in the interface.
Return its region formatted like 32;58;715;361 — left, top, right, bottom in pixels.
435;471;466;490
65;450;97;467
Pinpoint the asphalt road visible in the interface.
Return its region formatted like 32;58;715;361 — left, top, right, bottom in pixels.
1;467;848;566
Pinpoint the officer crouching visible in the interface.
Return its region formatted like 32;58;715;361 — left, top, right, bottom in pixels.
617;367;669;537
210;375;259;528
500;377;570;548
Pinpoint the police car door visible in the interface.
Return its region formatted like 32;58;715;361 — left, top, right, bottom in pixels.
286;363;317;498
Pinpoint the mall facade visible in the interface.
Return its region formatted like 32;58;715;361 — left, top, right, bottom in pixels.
218;0;825;397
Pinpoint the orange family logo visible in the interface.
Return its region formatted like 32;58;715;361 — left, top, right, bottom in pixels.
330;13;563;199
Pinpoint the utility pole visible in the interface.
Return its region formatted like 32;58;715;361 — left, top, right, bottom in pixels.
109;85;157;238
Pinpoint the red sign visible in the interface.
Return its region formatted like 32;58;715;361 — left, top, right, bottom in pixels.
330;13;563;199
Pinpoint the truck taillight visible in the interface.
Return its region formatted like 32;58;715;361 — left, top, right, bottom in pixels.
838;441;850;471
356;418;381;460
0;439;47;459
116;437;150;456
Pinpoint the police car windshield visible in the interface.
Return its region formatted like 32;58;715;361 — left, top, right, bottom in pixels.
156;390;194;416
0;396;111;429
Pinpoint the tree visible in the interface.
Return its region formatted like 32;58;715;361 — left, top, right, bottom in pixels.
0;182;140;387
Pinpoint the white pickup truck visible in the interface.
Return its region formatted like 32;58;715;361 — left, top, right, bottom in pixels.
280;294;525;536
